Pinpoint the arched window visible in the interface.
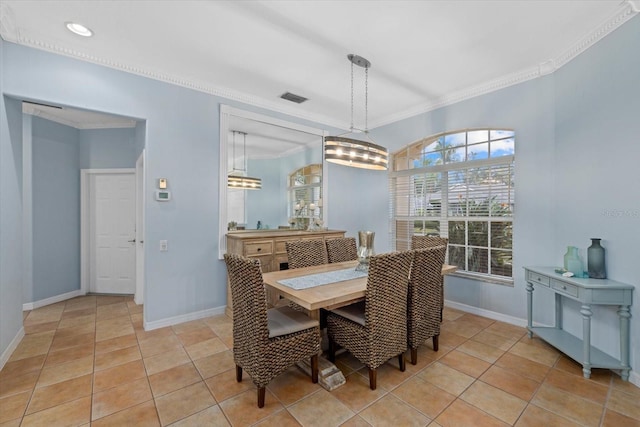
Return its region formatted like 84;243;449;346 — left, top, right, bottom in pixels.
390;129;515;283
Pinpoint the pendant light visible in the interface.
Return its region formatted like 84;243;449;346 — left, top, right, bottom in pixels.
228;131;262;190
324;54;388;171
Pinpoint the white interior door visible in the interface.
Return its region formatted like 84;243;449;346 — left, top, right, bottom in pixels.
89;172;136;294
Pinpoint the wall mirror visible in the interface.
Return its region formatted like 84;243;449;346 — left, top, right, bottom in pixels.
218;105;328;258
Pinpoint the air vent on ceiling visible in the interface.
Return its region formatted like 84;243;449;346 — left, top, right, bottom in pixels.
280;92;308;104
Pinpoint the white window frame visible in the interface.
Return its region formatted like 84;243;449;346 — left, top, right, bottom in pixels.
389;129;515;285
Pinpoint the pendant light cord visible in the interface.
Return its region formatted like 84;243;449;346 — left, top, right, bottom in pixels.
365;66;369;133
350;60;354;132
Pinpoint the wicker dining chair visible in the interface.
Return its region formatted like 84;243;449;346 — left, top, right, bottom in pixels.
223;253;321;408
326;237;358;263
411;235;449;322
407;246;447;365
326;250;414;390
286;239;328;269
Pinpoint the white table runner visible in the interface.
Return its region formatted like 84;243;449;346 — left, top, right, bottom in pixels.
278;267;368;290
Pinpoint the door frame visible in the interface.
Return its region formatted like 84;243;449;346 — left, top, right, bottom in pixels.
135;151;145;305
80;168;136;296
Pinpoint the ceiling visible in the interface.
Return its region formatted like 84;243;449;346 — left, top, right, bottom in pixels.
2;1;638;132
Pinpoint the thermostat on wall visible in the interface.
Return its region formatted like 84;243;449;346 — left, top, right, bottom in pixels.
155;190;171;201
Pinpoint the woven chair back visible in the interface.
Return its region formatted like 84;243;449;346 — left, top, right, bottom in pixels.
223;253;269;352
286;239;328;269
363;250;413;364
411;236;449;250
326;237;358;263
407;246;447;344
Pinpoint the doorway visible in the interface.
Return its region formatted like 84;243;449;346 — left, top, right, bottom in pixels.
81;169;136;294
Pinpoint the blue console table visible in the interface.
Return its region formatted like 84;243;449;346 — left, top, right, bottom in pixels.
524;266;633;380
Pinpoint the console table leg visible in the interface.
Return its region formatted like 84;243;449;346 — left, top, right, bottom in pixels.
580;304;593;379
555;293;562;330
526;281;534;338
618;305;631;381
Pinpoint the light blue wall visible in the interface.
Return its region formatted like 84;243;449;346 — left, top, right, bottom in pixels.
0;38;27;356
79;127;136;169
32;117;80;300
134;121;146;159
247;158;283;229
552;17;640;364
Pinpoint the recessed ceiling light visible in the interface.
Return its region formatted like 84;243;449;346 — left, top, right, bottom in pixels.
65;22;93;37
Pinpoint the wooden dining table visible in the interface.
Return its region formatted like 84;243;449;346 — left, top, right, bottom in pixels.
262;260;458;319
262;259;457;390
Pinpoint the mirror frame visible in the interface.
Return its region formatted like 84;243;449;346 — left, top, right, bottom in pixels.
218;105;329;258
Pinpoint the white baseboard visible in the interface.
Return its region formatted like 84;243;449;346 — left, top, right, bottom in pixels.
628;370;640;388
143;305;227;331
23;289;84;311
444;299;528;328
0;327;25;371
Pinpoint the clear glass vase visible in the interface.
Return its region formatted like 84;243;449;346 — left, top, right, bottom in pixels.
356;231;375;272
587;238;606;279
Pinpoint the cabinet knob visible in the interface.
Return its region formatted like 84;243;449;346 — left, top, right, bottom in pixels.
562;285;567;290
257;247;262;252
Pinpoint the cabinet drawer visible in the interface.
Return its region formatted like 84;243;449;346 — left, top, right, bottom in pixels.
244;241;273;256
275;240;293;254
551;279;578;298
528;271;549;287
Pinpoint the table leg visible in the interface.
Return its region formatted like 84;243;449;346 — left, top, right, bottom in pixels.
295;308;346;390
555;293;562;330
618;305;631;381
580;304;593;379
526;281;534;338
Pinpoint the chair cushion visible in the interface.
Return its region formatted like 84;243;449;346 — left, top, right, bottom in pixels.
329;301;366;326
267;306;318;338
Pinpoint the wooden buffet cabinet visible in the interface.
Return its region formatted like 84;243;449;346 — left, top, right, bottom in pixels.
225;229;346;316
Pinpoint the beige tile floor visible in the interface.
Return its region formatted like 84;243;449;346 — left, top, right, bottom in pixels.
1;295;639;426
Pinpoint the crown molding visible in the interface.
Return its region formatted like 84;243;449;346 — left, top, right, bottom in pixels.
2;2;637;132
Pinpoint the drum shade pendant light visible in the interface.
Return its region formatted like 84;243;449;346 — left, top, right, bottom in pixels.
324;54;388;171
228;131;262;190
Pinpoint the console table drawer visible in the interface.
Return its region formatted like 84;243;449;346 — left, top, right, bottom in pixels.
245;241;273;256
528;271;549;287
550;279;578;298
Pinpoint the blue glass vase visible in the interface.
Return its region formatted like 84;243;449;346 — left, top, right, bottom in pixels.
587;238;606;279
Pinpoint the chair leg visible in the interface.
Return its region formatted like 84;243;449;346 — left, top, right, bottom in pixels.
257;387;265;408
311;354;319;383
368;368;377;390
328;337;336;362
411;348;418;365
399;353;406;372
432;335;439;352
236;365;242;382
